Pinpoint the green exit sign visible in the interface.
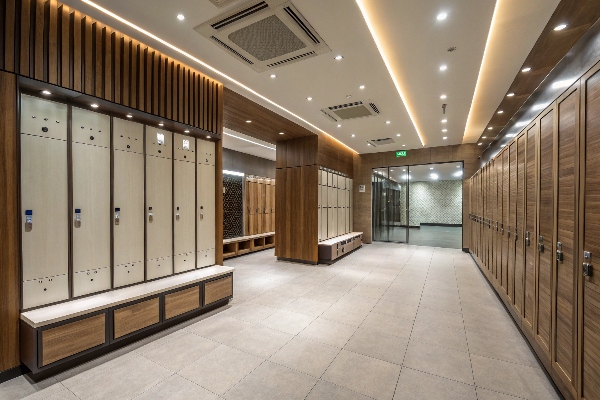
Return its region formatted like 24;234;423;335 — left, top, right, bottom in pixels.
395;150;407;157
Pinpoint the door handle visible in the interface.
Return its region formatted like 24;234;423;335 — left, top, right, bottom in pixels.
148;207;153;222
556;242;563;262
584;263;593;277
25;210;33;231
115;208;120;225
200;206;204;220
538;243;544;252
74;209;82;228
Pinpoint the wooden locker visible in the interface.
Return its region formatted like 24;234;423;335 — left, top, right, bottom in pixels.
349;179;353;231
259;181;266;234
21;96;69;309
318;182;322;241
536;107;555;359
580;66;600;400
501;151;509;293
523;122;538;333
197;162;215;268
174;133;196;273
265;181;273;233
514;133;526;315
508;142;517;304
271;180;276;232
146;129;173;280
71;107;111;297
113;118;145;288
246;178;258;235
491;159;498;282
551;86;579;397
321;185;328;239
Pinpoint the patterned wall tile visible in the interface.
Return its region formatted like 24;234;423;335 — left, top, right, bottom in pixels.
223;175;244;239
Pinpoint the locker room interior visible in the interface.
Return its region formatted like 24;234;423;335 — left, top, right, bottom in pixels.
1;1;600;400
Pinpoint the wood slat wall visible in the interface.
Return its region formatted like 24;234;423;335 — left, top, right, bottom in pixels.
0;0;222;134
468;61;600;400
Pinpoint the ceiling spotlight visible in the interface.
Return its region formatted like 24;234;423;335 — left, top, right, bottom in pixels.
506;133;516;137
478;143;483;146
177;14;185;21
442;129;447;132
439;65;447;71
430;174;439;179
270;74;277;78
501;144;506;148
337;124;342;128
443;137;447;140
351;134;356;137
359;85;365;89
390;170;394;172
279;132;284;135
126;114;132;118
441;119;447;123
487;127;493;130
454;171;463;177
482;136;487;139
386;121;391;124
334;55;343;60
437;13;447;20
206;135;211;139
41;90;51;95
497;110;504;114
522;67;531;72
367;143;371;146
159;123;164;126
90;104;99;108
396;134;401;137
507;92;515;97
430;167;434;170
440;94;447;99
307;97;313;101
456;165;460;168
184;130;190;133
402;144;406;147
403;169;406;171
246;120;252;123
554;24;567;31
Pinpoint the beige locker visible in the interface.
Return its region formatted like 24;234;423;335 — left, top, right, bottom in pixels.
332;205;339;238
327;171;333;187
146;128;172;158
322;207;329;240
332;174;338;188
345;205;350;234
114;262;144;288
338;207;344;236
349;179;353;231
328;205;336;239
197;162;215;268
22;274;69;309
146;154;173;279
174;158;196;273
21;95;67;140
197;139;215;165
321;170;327;186
339;176;346;190
113;119;145;288
318;184;322;241
73;267;111;297
328;187;337;208
72;107;110;147
174;133;196;162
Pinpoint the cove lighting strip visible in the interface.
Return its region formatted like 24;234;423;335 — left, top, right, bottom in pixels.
355;0;425;147
223;170;244;176
223;132;276;151
81;0;358;154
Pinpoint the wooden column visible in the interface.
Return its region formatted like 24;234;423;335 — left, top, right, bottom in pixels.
0;71;20;373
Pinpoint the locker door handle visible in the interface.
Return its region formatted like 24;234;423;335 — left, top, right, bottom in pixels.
200;206;204;220
538;243;544;252
148;207;154;222
115;208;120;225
25;210;33;231
74;209;82;228
583;263;593;277
176;206;180;221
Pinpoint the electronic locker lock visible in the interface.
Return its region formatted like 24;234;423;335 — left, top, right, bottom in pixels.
538;236;544;252
199;206;204;220
500;224;504;235
583;251;593;277
525;231;530;246
25;210;33;232
115;208;120;225
148;207;154;222
176;207;180;221
556;242;563;262
74;209;82;228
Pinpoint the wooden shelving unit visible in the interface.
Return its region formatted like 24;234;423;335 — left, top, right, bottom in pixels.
223;232;275;259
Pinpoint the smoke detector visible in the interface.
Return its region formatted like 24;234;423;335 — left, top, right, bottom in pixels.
196;0;331;72
320;100;381;122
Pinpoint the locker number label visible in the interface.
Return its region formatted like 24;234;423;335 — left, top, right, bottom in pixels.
157;133;165;145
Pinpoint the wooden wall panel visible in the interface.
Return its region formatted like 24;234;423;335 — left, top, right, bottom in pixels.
515;134;526;314
524;122;538;333
508;142;517;304
0;0;222;134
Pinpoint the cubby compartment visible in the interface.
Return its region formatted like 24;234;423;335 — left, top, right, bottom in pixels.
264;235;275;247
223;242;238;259
252;237;265;250
237;239;252;255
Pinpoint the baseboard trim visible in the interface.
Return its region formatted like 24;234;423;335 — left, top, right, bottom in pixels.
419;223;463;227
0;365;26;384
276;257;318;265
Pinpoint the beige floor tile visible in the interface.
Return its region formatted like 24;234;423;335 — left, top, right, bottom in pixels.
411;321;469;353
60;352;139;388
471;355;560;399
320;303;371;327
360;312;414;338
334;293;379;311
224;361;317;400
270;337;340;378
475;387;525;400
134;374;218;400
344;327;408;365
349;284;388;299
403;339;474;385
224;325;293;358
250;289;300;307
372;299;419;320
140;332;219;372
66;355;172;400
415;305;465;330
184;316;257;343
260;309;316;335
322;350;401;400
222;303;279;324
393;367;477;400
466;331;539;368
18;382;69;400
178;345;264;395
305;380;372;400
299;318;358;348
0;376;59;400
302;288;347;304
284;297;332;317
419;295;463;314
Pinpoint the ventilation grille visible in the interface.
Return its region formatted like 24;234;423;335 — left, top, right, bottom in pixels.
367;138;395;147
208;0;239;8
321;100;381;121
196;0;331;73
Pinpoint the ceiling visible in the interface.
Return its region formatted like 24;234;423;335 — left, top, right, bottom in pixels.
64;0;561;154
374;162;463;183
222;128;277;161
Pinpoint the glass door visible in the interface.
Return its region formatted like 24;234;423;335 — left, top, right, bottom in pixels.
372;167;409;243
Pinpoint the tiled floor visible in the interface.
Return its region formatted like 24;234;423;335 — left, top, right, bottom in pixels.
0;243;560;400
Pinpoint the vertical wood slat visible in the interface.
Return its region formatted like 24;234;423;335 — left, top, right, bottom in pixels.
34;0;44;80
93;22;102;98
166;59;172;120
59;4;69;88
48;0;58;84
152;52;158;115
121;37;129;107
102;27;111;101
212;81;218;134
71;10;81;92
145;47;151;113
199;76;204;131
19;0;31;77
129;40;137;109
159;56;165;118
178;65;183;123
138;44;145;112
82;16;92;94
112;32;119;104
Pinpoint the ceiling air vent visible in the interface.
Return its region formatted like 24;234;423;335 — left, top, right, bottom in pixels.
367;138;395;147
321;100;381;122
207;0;240;8
196;0;330;73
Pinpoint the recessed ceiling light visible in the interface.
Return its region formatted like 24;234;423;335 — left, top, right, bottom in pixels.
307;97;313;101
440;94;447;99
403;169;406;171
177;14;185;21
390;169;393;172
41;90;51;95
396;134;401;137
159;123;164;126
522;67;531;72
206;135;211;139
506;133;516;137
346;95;352;99
270;74;276;78
456;165;460;168
437;13;447;20
442;129;447;132
126;114;132;118
430;167;434;170
351;134;355;137
501;144;506;148
443;136;447;140
487;127;493;130
367;143;371;146
184;130;190;133
279;132;284;135
246;120;252;123
441;119;447;123
402;144;406;147
90;104;99;108
334;55;343;60
482;136;487;139
497;110;504;114
430;174;439;179
386;121;391;124
478;143;482;146
554;24;567;31
507;92;515;97
440;65;447;71
337;124;341;128
359;85;365;89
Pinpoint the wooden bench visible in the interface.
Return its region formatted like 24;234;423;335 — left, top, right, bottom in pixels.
318;232;363;264
20;266;233;378
223;232;275;259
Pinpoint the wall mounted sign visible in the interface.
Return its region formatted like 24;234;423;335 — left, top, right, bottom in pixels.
395;150;407;157
359;185;366;192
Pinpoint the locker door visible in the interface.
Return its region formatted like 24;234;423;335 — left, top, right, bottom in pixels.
146;128;173;280
174;160;196;273
507;142;517;304
337;189;344;235
197;162;216;268
265;182;273;233
321;185;328;239
523;122;538;333
491;159;497;282
21;96;69;309
501;150;509;293
536;107;554;358
197;139;215;166
551;85;579;397
113;118;145;288
514;134;526;315
349;180;353;231
271;180;276;232
580;67;600;400
318;183;322;241
496;157;504;284
259;182;266;234
72;108;111;297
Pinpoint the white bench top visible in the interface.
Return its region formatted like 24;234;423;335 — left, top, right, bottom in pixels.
223;232;275;244
319;232;363;246
21;266;234;328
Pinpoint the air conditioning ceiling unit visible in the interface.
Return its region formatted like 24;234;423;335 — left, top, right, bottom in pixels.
195;0;331;72
367;138;395;147
321;100;381;122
